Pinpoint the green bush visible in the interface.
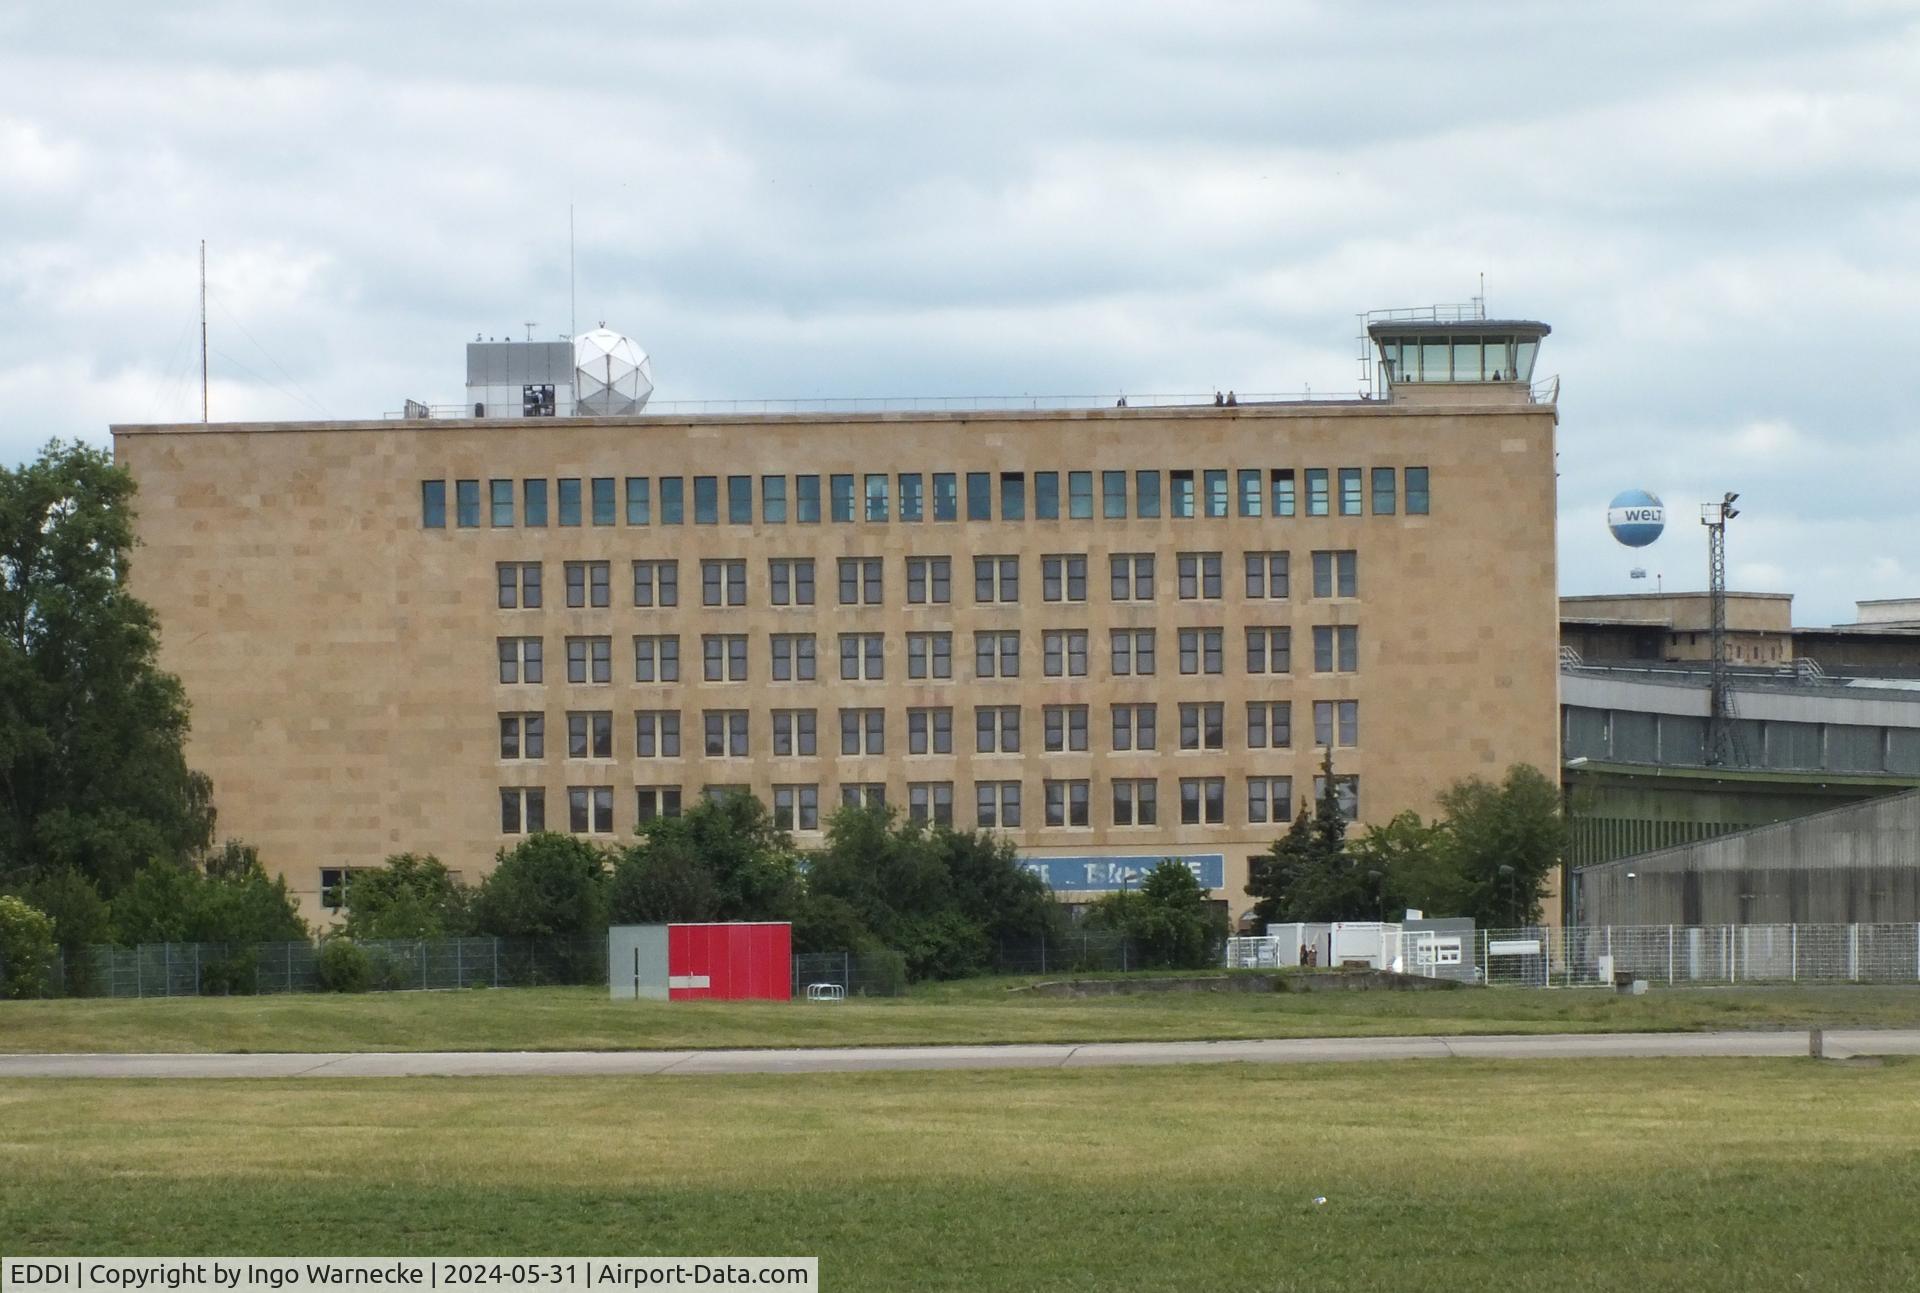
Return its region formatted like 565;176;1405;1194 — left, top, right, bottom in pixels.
0;895;57;999
315;938;373;993
112;844;308;946
197;948;258;995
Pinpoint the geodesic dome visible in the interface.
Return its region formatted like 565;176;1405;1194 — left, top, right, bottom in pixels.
573;326;654;415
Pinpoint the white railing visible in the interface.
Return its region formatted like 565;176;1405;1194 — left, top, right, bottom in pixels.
383;391;1372;420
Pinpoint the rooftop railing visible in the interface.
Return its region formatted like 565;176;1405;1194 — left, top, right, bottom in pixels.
384;390;1374;419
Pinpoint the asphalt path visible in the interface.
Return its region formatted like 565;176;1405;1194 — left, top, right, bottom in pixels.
2;1029;1917;1078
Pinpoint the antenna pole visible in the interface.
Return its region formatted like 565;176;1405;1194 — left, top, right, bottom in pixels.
569;204;576;341
1702;493;1744;766
199;240;209;423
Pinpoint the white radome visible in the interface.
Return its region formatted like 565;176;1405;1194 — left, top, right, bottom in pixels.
573;326;654;415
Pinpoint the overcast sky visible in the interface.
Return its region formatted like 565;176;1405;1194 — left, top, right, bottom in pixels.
4;2;1917;624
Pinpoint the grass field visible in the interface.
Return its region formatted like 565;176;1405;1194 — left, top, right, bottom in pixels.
3;1058;1918;1289
4;980;1920;1054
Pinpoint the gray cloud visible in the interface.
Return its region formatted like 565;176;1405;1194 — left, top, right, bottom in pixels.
2;1;1917;624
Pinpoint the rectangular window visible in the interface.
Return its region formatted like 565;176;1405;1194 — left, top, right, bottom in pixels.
975;706;1021;754
497;562;542;609
591;477;616;526
975;780;1022;828
568;785;614;834
1237;469;1262;518
908;707;954;755
1314;775;1361;821
1270;469;1295;518
635;786;684;823
1102;471;1127;519
1339;468;1363;516
659;477;684;525
523;478;548;527
566;636;612;684
1305;469;1329;517
768;558;815;607
703;710;749;757
702;634;749;682
1179;703;1225;751
772;709;817;757
966;472;992;521
1313;699;1360;748
1178;628;1223;676
1245;551;1289;599
455;479;481;528
864;473;889;522
1180;777;1226;826
1371;467;1396;516
1110;628;1156;676
1068;471;1094;519
490;479;514;527
906;557;951;604
839;707;885;756
566;710;614;760
830;474;855;523
1170;470;1195;519
772;784;820;832
564;561;611;609
1178;552;1223;599
839;633;885;681
626;477;651;525
761;476;787;523
1044;779;1091;828
634;710;682;759
1312;625;1360;673
796;475;821;524
1034;471;1060;520
699;559;747;608
908;782;954;827
497;636;543;684
500;787;545;835
1111;703;1157;752
1203;469;1228;518
899;473;924;521
974;556;1019;603
1247;701;1292;750
838;557;883;606
558;478;582;527
632;560;679;608
727;475;753;525
1043;705;1090;753
1042;630;1088;678
694;476;719;525
1406;466;1430;515
633;635;680;682
499;712;545;760
770;633;817;682
1000;472;1026;521
1112;779;1158;827
975;631;1020;679
1042;554;1087;602
840;783;887;810
907;632;952;680
1246;627;1291;675
1247;777;1294;826
1110;553;1154;601
932;472;958;522
1136;470;1161;518
1312;550;1359;599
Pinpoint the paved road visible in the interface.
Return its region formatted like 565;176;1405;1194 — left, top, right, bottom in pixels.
2;1029;1917;1079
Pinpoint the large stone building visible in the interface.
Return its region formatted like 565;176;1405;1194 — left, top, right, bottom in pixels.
112;313;1561;923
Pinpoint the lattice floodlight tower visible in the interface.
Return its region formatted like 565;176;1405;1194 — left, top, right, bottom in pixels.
573;326;654;415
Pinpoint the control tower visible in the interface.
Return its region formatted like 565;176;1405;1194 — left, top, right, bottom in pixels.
1366;307;1551;405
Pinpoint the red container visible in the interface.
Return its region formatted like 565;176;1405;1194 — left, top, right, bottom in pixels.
667;921;792;1001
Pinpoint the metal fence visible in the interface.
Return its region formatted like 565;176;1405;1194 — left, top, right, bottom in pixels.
790;952;910;998
991;931;1200;976
1402;924;1920;988
34;936;607;998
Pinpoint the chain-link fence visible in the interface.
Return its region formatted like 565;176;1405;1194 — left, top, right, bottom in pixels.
991;931;1218;975
790;952;910;998
32;936;607;998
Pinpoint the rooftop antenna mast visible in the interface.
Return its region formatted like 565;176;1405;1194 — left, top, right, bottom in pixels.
199;240;209;423
1702;491;1745;766
569;203;576;341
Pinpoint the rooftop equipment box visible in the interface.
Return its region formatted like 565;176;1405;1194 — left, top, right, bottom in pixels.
609;922;792;1001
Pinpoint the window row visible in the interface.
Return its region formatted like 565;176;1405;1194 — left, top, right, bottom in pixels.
497;700;1360;760
499;775;1362;835
496;551;1360;609
496;626;1360;684
426;468;1431;529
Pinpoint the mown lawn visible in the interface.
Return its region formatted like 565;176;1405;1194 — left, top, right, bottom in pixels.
2;1059;1918;1290
2;979;1919;1054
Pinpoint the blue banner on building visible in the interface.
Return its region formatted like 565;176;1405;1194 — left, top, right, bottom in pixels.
1020;854;1226;893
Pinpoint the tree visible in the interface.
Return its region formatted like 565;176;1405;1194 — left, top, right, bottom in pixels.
341;853;475;940
3;866;113;993
1085;861;1225;969
0;894;56;998
0;441;215;892
1346;811;1459;920
1246;750;1358;924
1438;764;1566;926
111;844;308;945
928;826;1061;950
474;832;609;938
610;794;800;924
